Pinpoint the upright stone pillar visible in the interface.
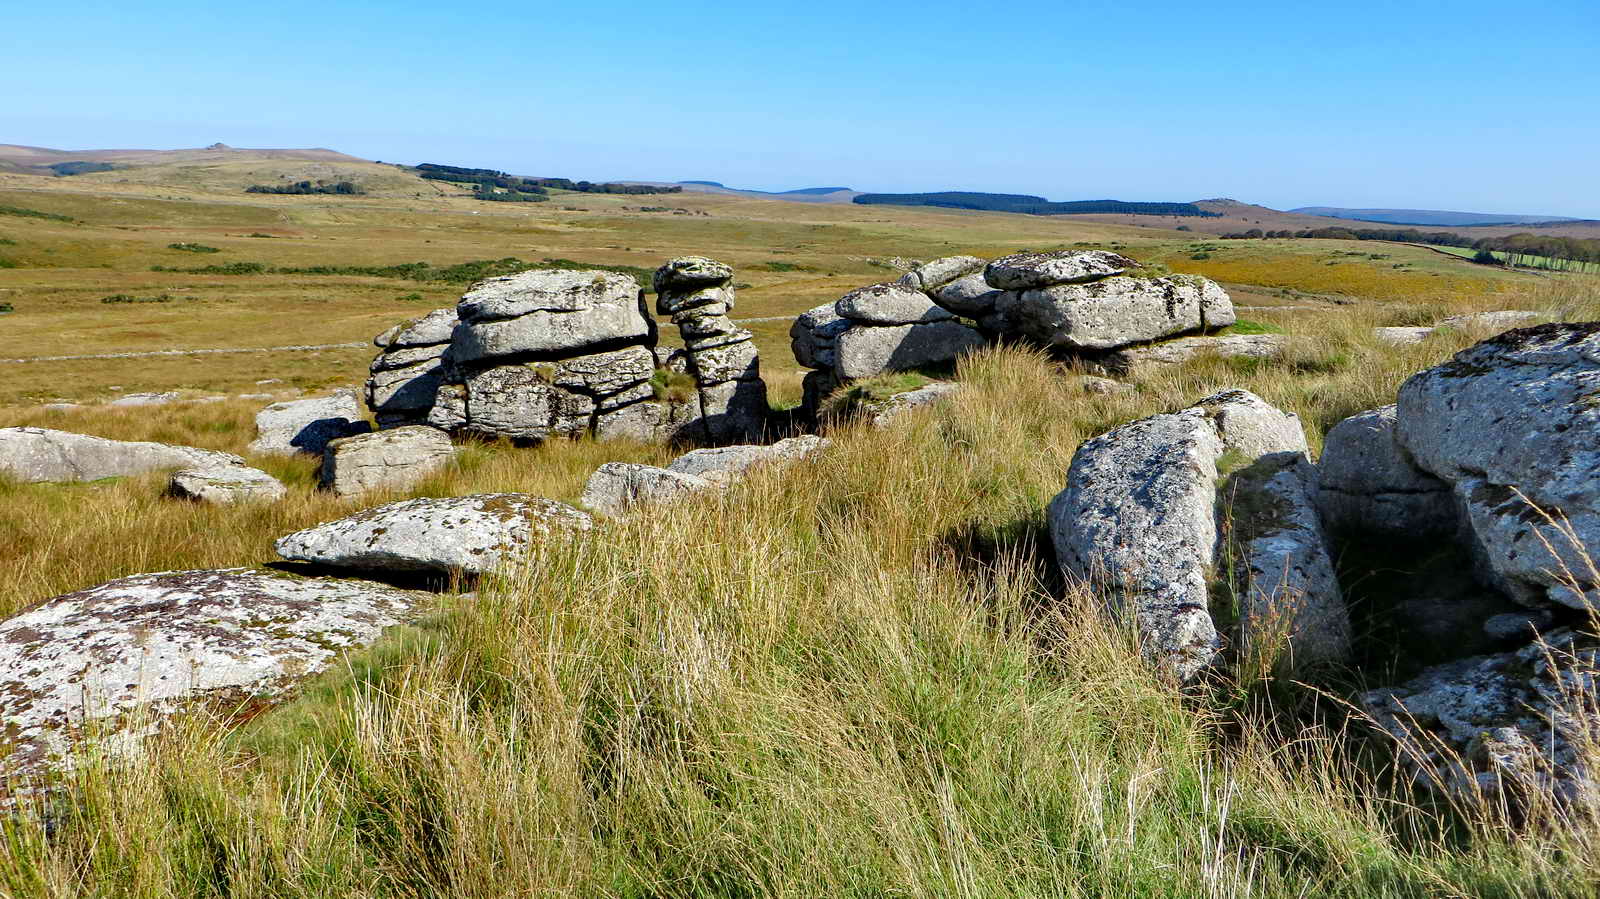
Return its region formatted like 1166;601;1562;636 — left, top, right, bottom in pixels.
653;257;767;443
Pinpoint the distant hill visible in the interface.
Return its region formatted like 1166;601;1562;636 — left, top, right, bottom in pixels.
0;143;430;197
667;181;859;203
853;192;1220;218
0;143;367;175
1291;206;1583;227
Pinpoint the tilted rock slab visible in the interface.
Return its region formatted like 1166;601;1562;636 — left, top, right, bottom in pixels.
320;425;454;497
249;389;370;456
1396;323;1600;610
993;274;1236;351
896;255;985;292
1050;389;1335;681
580;462;717;518
276;493;591;575
0;427;244;484
929;272;1006;317
1221;453;1350;673
168;463;287;504
0;569;423;781
1315;405;1454;538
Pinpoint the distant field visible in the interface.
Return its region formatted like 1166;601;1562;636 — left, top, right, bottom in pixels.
1426;242;1600;274
0;156;1554;406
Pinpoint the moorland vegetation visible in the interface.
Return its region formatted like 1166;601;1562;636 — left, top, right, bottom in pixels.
0;154;1598;895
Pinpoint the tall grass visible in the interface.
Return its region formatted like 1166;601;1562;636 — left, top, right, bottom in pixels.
0;278;1597;895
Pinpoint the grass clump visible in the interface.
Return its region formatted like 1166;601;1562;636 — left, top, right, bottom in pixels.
167;242;220;253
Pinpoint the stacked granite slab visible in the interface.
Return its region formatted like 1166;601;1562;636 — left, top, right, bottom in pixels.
790;256;990;414
366;309;458;429
653;257;768;443
981;250;1236;350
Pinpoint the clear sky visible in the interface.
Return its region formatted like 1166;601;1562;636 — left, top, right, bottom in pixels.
6;0;1598;216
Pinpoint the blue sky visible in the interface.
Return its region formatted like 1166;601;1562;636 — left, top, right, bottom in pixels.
6;0;1598;215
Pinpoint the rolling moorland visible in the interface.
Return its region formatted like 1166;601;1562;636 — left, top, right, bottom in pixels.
1;146;1599;896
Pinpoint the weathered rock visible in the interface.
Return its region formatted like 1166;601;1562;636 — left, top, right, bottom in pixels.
454;347;656;442
1363;629;1597;805
276;494;591;576
862;382;962;427
984;250;1138;290
790;303;851;370
1222;454;1350;673
666;435;830;485
837;282;956;326
0;427;244;484
109;392;178;407
930;273;1005;316
896;255;985;292
1191;388;1308;460
993;274;1235;351
1049;409;1225;682
320;426;454;497
1099;334;1286;373
1315;405;1454;537
687;337;759;384
168;463;286;504
833;321;987;380
0;569;421;781
1374;327;1435;347
580;462;716;518
652;256;733;294
367;357;449;428
452;270;649;364
427;382;469;431
699;379;768;443
1079;375;1135;396
1396;323;1600;609
656;285;734;317
249;390;371;456
382;308;458;347
1049;389;1313;681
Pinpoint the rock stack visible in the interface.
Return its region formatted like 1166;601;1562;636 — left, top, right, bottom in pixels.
653;257;768;443
366;308;457;429
789;250;1240;416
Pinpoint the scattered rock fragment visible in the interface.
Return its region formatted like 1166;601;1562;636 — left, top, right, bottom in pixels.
580;462;716;518
168;463;287;504
250;389;370;456
320;425;454;497
0;427;244;484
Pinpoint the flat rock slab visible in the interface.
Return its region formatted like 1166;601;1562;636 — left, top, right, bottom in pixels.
667;435;830;485
0;427;244;484
984;250;1138;290
1396;322;1600;609
452;270;650;364
249;390;370;456
321;426;454;497
108;392;179;407
276;493;591;576
0;569;422;781
836;283;955;326
168;463;287;504
580;462;716;518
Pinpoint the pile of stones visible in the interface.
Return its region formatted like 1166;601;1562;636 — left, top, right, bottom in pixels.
791;250;1244;415
363;259;767;447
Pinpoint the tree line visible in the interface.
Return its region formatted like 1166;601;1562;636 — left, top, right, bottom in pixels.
246;181;363;195
1223;226;1600;270
414;164;681;196
853;192;1221;217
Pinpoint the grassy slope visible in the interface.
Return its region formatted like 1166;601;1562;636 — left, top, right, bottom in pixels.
2;166;1600;894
